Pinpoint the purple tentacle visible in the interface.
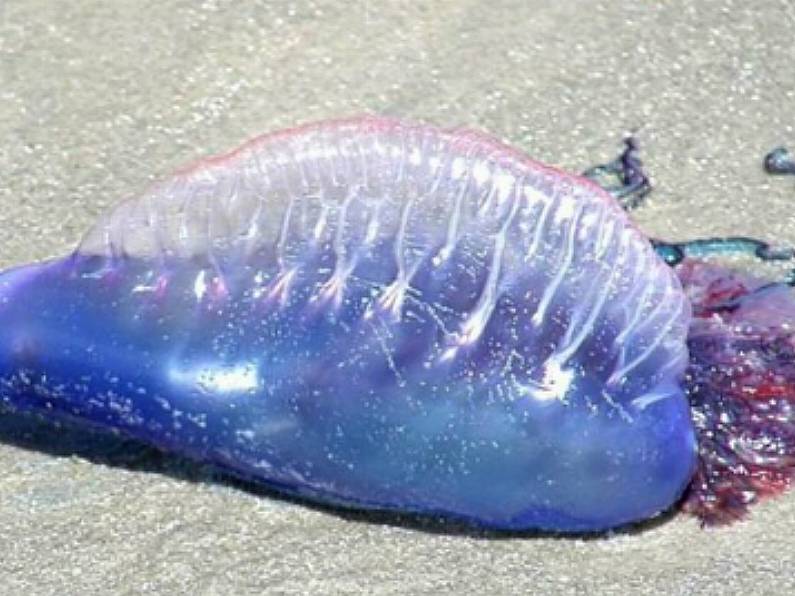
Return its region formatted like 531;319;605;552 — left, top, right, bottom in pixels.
677;260;795;524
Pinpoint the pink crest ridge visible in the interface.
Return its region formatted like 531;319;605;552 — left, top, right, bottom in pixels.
170;115;624;209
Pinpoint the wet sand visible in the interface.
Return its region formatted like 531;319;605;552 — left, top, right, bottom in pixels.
1;1;795;594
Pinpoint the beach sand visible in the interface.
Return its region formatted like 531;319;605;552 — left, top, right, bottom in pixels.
1;1;795;593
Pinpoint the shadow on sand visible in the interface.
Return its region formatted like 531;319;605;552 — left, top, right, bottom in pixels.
0;407;678;539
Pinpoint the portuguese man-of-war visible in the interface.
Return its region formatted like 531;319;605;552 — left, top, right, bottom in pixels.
2;116;795;533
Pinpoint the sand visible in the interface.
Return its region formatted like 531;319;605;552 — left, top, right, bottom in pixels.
1;1;795;594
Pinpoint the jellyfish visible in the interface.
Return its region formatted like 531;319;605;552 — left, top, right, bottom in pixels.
0;117;793;532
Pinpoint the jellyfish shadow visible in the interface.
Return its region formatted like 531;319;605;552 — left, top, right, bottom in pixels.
0;407;679;540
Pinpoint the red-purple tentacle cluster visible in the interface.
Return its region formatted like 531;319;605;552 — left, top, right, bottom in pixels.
677;260;795;524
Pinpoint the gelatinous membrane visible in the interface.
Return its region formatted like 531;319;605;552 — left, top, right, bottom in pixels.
0;117;695;531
